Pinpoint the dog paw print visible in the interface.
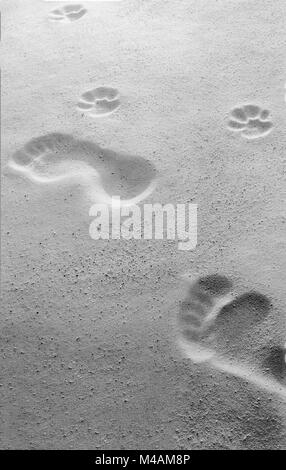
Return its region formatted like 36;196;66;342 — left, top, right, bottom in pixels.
227;104;273;139
77;86;120;117
49;4;87;22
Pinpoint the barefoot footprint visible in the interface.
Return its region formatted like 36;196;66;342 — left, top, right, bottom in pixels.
227;104;273;139
49;4;87;22
77;87;120;117
7;133;157;206
177;274;234;363
177;274;286;400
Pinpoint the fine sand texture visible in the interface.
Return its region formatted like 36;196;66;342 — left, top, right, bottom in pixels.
1;0;286;449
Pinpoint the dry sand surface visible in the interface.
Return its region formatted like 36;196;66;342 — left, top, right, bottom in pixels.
1;0;286;449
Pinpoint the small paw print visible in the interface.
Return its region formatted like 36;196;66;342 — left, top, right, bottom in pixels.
227;104;273;139
77;86;120;117
49;4;87;22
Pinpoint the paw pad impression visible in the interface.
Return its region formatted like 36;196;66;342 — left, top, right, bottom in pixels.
227;104;273;139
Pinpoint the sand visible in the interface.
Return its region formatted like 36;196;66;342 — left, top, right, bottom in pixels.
1;0;286;449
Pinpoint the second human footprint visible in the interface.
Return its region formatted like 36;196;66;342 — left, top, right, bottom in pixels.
176;273;286;399
77;86;120;117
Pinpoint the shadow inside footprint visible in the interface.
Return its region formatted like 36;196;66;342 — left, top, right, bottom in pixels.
261;345;286;381
218;291;271;328
8;133;157;202
210;291;272;360
195;274;233;297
